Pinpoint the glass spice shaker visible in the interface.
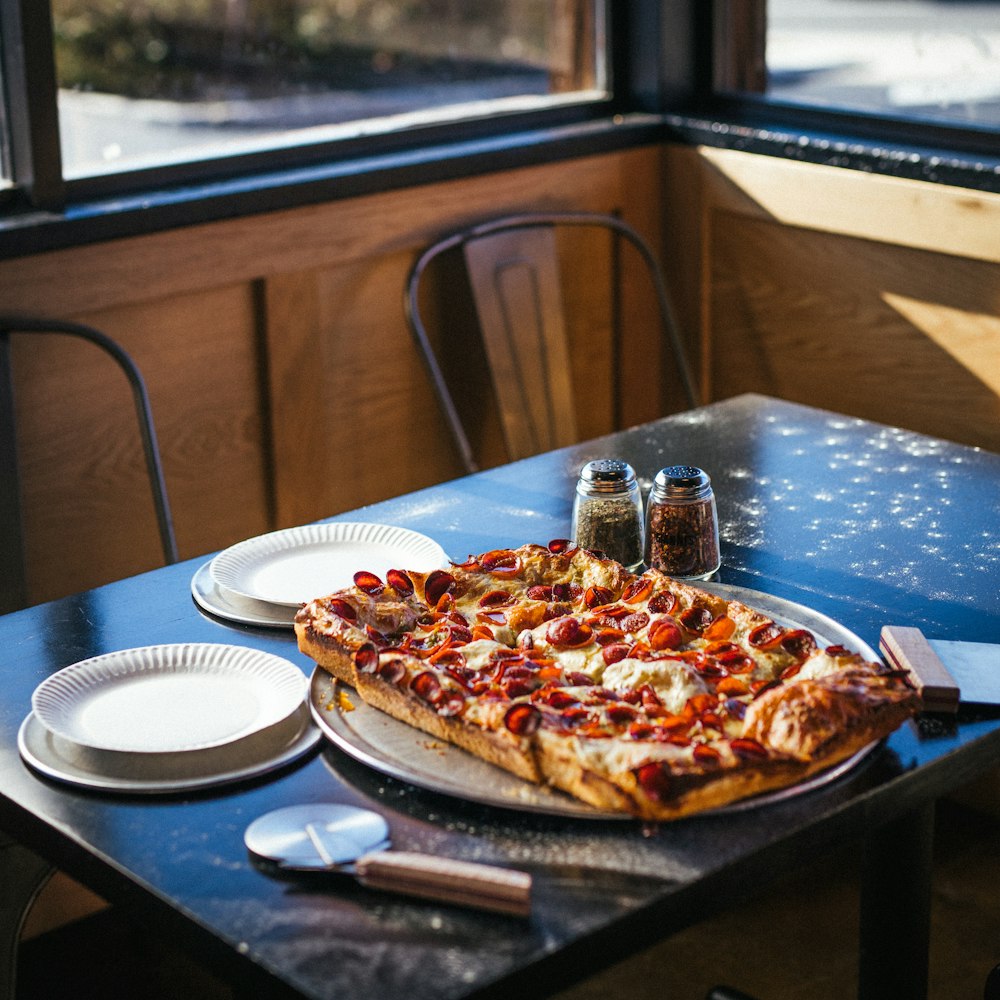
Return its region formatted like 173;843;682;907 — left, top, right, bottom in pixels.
571;459;644;572
644;466;721;580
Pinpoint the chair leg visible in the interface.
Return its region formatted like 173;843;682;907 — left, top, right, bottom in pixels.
0;837;53;1000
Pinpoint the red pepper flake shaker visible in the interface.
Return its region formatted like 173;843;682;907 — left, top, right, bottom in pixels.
644;466;721;580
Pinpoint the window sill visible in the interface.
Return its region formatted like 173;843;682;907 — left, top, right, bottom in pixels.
0;113;664;259
663;110;1000;196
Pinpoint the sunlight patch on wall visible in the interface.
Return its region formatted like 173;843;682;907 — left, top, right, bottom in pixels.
882;292;1000;397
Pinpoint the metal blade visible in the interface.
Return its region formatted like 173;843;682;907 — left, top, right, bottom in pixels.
927;638;1000;707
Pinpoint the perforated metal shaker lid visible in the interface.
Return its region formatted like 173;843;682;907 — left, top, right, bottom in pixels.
577;459;637;494
650;465;713;501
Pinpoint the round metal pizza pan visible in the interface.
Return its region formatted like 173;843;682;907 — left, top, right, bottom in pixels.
309;583;881;821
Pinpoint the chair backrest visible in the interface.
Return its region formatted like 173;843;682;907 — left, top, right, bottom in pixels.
405;211;699;474
0;315;178;613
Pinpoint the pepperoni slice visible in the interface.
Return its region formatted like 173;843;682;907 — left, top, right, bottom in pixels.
619;611;650;634
526;585;553;601
386;568;414;596
547;538;574;554
546;616;594;648
552;582;584;603
730;737;769;760
480;549;520;575
648;618;683;650
540;689;579;709
717;649;755;674
584;585;614;609
476;610;508;628
781;629;817;660
325;597;357;622
595;627;626;646
704;615;736;641
429;647;467;669
648;591;678;615
635;762;672;802
423;570;456;607
748;621;784;649
354;642;378;673
504;703;541;736
410;671;443;704
479;589;513;608
693;744;722;767
716;676;750;696
564;670;593;687
605;703;638;726
376;658;406;685
353;570;384;595
601;643;630;666
363;624;389;648
621;578;653;604
436;691;466;717
678;606;714;634
471;624;495;641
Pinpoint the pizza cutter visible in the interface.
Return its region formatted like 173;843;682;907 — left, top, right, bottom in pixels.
244;803;532;917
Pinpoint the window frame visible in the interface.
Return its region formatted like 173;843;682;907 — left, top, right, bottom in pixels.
1;0;998;259
4;1;643;208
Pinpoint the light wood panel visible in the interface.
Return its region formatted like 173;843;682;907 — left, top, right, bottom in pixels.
660;145;1000;455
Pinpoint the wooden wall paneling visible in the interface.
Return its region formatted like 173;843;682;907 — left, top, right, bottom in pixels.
261;269;326;529
0;149;668;602
679;145;1000;454
13;328;163;604
708;212;1000;455
12;284;270;605
660;145;709;402
697;146;1000;264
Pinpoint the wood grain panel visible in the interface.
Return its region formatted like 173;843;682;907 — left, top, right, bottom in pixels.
697;145;1000;264
13;285;270;605
708;212;1000;454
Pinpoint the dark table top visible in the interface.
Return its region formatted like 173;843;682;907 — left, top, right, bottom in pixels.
2;394;999;1000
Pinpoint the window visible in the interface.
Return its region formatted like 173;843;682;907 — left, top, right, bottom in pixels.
2;0;611;207
54;0;608;181
763;0;1000;132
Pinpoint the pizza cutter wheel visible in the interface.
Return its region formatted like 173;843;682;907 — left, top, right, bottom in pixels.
244;803;531;916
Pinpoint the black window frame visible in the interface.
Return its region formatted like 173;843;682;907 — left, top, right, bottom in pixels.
1;0;998;260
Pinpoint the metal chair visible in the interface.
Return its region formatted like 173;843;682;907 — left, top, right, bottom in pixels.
404;211;699;474
0;313;178;1000
0;314;178;614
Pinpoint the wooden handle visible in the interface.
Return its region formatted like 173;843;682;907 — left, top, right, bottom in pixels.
880;625;960;713
354;851;532;917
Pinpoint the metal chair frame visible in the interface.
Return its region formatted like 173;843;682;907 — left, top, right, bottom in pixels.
0;314;178;614
404;211;699;474
0;314;180;999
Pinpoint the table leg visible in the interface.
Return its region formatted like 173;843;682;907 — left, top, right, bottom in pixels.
858;801;935;1000
0;836;53;1000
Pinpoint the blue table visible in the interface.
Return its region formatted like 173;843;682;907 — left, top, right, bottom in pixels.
1;394;998;1000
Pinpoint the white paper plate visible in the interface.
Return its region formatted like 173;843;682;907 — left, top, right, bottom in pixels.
32;644;308;754
191;560;295;629
209;522;448;608
19;702;320;794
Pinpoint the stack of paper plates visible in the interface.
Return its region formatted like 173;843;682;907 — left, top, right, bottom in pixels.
192;522;448;628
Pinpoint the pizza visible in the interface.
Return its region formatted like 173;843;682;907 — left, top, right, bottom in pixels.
295;541;920;821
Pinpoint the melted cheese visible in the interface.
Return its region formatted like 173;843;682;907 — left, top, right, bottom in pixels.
600;658;708;714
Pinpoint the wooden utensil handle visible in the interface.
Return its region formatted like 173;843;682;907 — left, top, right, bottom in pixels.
354;851;532;916
880;625;960;713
